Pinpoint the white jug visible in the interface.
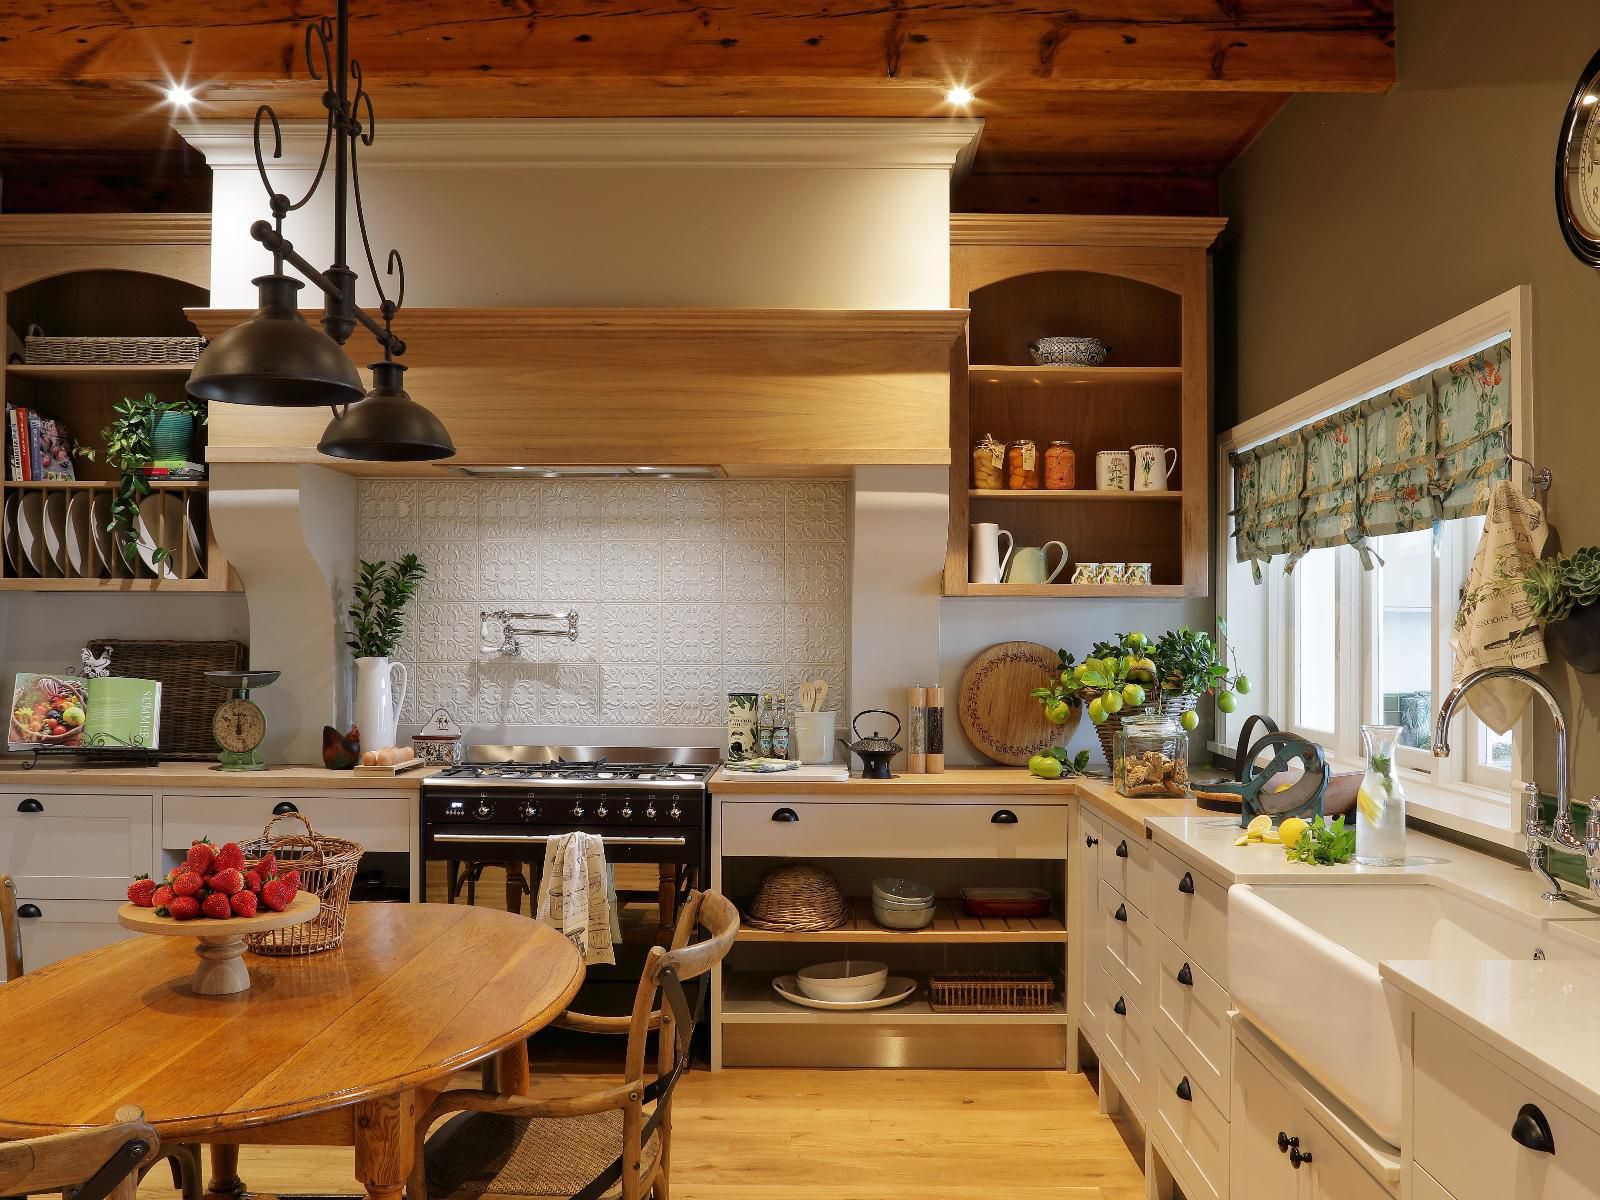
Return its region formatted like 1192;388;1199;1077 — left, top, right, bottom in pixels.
970;523;1014;585
354;656;408;752
1132;444;1179;491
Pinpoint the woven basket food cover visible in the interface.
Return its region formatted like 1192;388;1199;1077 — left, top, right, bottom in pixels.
240;812;364;955
744;862;850;932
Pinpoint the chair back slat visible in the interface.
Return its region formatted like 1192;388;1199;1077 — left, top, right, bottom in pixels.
1;874;21;981
0;1117;159;1196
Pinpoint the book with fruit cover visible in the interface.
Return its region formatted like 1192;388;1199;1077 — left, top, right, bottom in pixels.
8;673;161;751
28;413;75;481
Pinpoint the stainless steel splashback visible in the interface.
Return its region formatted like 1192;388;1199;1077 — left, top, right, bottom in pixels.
464;744;723;767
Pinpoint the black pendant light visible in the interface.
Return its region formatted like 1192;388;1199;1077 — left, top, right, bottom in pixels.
187;0;454;461
319;361;454;461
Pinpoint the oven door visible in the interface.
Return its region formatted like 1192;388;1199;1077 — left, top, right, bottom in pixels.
424;823;699;867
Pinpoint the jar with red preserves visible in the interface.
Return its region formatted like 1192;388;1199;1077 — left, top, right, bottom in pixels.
1044;440;1077;490
1006;439;1040;490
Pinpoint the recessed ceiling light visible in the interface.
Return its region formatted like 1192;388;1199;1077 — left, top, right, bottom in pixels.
944;85;975;106
163;83;197;108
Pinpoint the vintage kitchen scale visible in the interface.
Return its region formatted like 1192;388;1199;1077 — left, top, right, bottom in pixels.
204;670;281;771
1192;715;1331;827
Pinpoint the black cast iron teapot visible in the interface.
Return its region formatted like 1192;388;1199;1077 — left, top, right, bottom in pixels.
840;708;904;779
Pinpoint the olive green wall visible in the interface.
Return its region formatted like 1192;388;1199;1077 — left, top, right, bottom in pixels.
1219;0;1600;799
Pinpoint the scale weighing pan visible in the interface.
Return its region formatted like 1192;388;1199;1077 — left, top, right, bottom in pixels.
204;670;281;690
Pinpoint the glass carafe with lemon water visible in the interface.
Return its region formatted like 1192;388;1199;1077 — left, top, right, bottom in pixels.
1356;723;1407;865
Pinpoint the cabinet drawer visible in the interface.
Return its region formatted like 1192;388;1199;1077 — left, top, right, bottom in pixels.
12;897;132;974
1412;1164;1456;1200
1099;966;1151;1116
1150;1029;1229;1200
0;790;155;900
719;800;1069;859
1076;809;1105;1043
162;793;412;854
1152;928;1231;1105
1152;845;1229;987
1414;1008;1600;1200
1098;823;1151;915
1100;876;1154;1012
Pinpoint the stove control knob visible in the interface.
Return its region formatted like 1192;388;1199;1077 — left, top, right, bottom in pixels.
571;802;585;819
621;803;634;820
645;803;658;820
596;803;609;819
520;801;540;821
474;801;493;821
669;803;682;820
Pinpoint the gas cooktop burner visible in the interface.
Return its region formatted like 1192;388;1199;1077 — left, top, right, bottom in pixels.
425;746;719;791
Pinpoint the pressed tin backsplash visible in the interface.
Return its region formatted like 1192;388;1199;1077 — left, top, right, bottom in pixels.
356;478;850;734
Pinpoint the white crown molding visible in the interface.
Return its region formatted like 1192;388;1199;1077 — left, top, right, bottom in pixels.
176;117;985;174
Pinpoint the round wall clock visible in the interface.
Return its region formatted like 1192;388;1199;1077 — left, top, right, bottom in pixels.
1556;48;1600;265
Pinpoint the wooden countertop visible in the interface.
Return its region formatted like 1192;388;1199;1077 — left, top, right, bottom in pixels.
0;759;434;790
711;766;1078;798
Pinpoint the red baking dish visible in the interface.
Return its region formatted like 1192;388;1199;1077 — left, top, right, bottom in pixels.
960;887;1052;918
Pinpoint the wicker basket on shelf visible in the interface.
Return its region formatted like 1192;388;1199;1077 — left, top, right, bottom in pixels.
90;639;245;758
742;863;850;933
240;812;364;955
23;325;204;366
928;971;1056;1013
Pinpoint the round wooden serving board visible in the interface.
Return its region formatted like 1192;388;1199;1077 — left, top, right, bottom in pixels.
118;891;320;996
958;640;1064;765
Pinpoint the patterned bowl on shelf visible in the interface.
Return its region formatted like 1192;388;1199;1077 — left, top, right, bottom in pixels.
1028;336;1109;367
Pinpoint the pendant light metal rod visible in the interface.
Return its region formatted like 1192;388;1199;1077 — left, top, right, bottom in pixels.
249;221;406;358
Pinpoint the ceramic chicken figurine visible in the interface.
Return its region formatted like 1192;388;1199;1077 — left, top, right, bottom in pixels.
322;724;361;771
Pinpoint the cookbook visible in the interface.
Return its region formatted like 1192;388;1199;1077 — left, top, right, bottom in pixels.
8;672;163;751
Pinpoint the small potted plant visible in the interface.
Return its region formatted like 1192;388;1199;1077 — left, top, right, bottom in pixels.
347;554;427;753
1033;631;1162;766
1522;547;1600;671
1151;626;1249;731
74;392;206;569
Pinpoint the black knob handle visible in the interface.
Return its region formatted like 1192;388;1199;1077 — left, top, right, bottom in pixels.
1278;1132;1296;1154
272;801;299;815
991;809;1018;824
1178;871;1196;895
1112;996;1126;1016
1114;903;1127;923
1115;840;1130;858
1177;962;1194;987
771;807;799;823
16;798;42;813
1512;1103;1556;1155
17;903;41;919
1175;1077;1192;1102
1290;1147;1313;1169
1085;834;1099;848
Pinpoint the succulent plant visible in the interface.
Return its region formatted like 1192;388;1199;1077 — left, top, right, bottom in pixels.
1522;547;1600;624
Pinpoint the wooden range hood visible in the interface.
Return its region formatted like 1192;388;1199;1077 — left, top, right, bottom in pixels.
188;306;967;477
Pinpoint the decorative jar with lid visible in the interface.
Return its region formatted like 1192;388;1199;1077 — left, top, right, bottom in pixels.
1114;712;1190;798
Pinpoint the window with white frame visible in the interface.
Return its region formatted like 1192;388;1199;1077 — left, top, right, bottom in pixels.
1217;289;1534;845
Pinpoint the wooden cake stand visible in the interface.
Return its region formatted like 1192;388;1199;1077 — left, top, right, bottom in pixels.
117;892;321;996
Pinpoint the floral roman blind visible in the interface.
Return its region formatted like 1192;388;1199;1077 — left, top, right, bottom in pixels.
1230;339;1511;579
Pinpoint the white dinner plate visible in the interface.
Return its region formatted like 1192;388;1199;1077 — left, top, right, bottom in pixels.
17;490;47;576
136;492;186;580
64;490;97;578
40;489;67;575
2;491;20;577
88;490;121;577
771;974;918;1011
183;491;205;577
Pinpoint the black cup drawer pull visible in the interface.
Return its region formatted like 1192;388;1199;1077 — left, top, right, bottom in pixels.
272;801;300;815
16;798;42;813
991;809;1018;824
770;807;799;823
17;903;41;919
1512;1103;1556;1155
1176;962;1194;987
1112;996;1126;1016
1175;1077;1192;1102
1085;833;1099;848
1115;840;1130;858
1113;903;1128;923
1178;871;1196;895
1277;1132;1296;1154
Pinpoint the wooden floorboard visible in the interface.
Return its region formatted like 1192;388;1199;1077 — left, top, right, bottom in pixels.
138;1067;1145;1199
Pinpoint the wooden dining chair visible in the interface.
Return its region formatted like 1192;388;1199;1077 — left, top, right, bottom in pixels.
0;1106;159;1200
413;889;740;1200
0;874;202;1200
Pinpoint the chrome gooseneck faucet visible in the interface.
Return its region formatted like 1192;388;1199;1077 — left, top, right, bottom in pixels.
1435;666;1585;902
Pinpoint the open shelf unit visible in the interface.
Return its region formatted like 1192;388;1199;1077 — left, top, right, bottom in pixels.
720;973;1069;1026
736;896;1068;944
945;215;1223;598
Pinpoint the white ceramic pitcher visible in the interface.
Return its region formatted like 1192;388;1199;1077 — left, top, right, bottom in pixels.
970;523;1014;584
1132;444;1179;491
354;656;408;752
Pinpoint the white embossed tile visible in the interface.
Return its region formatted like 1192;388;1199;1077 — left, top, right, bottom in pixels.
722;542;785;603
724;664;783;696
784;481;848;542
723;482;786;543
473;671;506;725
478;481;543;541
415;481;479;541
365;541;476;602
598;603;661;662
540;603;599;664
358;481;417;543
658;481;724;540
785;604;846;664
416;602;482;663
722;603;785;664
600;543;659;601
542;664;600;725
478;541;539;601
601;664;660;724
543;481;601;540
504;674;541;724
414;664;476;724
541;543;601;597
660;666;723;726
660;603;721;664
660;542;722;602
784;541;849;604
600;481;661;539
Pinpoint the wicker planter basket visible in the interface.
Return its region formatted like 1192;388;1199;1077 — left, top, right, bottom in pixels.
1084;688;1160;766
928;971;1056;1013
240;812;364;956
742;863;849;933
23;325;204;366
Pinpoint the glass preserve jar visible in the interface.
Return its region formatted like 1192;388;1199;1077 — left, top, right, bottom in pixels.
972;433;1006;490
1356;723;1407;865
1044;440;1076;490
1115;713;1190;798
1005;438;1040;489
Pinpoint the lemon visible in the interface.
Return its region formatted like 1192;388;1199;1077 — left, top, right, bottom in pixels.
1261;830;1282;844
1277;817;1310;848
1357;786;1381;823
1087;698;1107;725
1180;709;1199;732
1121;683;1146;707
1045;700;1071;725
1102;690;1124;715
1246;814;1273;840
1032;756;1064;780
1234;833;1251;847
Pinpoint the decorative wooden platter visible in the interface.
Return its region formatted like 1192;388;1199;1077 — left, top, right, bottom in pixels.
117;891;320;996
351;756;431;777
958;640;1066;766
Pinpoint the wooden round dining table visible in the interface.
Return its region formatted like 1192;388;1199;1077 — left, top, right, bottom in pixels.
0;903;583;1200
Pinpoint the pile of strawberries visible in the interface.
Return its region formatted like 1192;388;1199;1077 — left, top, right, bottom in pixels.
127;837;302;921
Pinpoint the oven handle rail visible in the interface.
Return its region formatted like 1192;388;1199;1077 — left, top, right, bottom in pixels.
431;832;689;848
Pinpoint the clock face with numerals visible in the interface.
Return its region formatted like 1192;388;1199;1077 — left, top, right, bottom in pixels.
214;697;267;754
1557;49;1600;265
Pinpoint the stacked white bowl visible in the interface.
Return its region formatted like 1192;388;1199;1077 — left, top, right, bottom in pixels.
872;876;935;930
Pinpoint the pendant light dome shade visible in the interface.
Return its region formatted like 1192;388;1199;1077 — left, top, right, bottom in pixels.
187;275;366;408
318;361;456;462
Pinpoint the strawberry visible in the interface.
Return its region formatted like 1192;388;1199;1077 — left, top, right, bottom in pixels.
185;838;216;875
260;876;291;913
256;852;278;878
171;870;203;897
282;868;301;897
210;867;244;896
151;884;175;908
214;842;246;872
230;890;259;918
244;870;262;894
164;867;180;884
167;895;201;921
127;874;157;908
201;892;233;920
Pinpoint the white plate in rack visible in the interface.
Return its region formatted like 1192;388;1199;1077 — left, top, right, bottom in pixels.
2;491;20;576
17;490;46;576
771;974;918;1011
64;491;97;577
41;489;67;575
88;490;120;576
136;492;186;580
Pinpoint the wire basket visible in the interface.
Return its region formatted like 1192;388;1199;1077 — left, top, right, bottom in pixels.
743;863;850;933
928;971;1056;1013
240;812;364;956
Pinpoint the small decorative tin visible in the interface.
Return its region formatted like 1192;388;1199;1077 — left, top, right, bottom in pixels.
412;707;464;765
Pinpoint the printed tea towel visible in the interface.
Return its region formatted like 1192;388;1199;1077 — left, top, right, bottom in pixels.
536;831;621;966
1451;480;1548;733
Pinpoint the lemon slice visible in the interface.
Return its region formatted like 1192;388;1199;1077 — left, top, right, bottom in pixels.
1246;814;1273;840
1234;833;1250;847
1261;830;1282;844
1357;786;1381;823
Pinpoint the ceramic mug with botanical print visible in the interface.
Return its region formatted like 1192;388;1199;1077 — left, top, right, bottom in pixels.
1095;450;1132;492
1071;562;1101;585
1132;444;1179;492
1097;563;1128;585
1126;562;1153;585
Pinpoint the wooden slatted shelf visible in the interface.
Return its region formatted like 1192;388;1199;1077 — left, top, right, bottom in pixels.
968;489;1181;502
737;897;1068;944
6;363;195;383
969;364;1183;387
720;972;1070;1025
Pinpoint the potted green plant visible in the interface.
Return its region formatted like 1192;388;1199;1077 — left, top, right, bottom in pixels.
1521;547;1600;672
347;554;427;752
1151;626;1248;730
73;392;206;568
1032;631;1162;766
